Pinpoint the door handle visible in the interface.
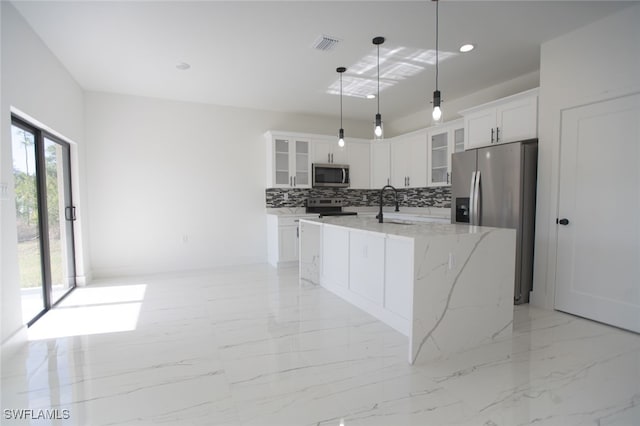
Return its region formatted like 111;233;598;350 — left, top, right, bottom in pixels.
342;168;346;184
557;218;570;225
65;206;76;221
469;171;477;225
474;171;481;225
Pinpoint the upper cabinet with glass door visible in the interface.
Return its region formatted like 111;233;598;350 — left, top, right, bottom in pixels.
265;132;311;188
427;119;464;186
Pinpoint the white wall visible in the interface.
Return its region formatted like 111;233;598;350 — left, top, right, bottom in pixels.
85;92;371;277
531;4;640;309
386;71;540;137
1;3;85;350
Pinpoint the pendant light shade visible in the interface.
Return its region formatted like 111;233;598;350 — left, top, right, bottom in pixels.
431;0;443;124
373;36;385;139
337;67;346;147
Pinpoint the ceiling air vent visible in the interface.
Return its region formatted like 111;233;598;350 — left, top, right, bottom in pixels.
312;35;341;52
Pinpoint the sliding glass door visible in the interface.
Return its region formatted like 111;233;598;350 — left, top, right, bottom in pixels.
11;116;76;325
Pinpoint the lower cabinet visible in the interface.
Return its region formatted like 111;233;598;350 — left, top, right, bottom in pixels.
318;224;413;334
321;225;349;287
349;230;385;304
267;215;308;267
384;236;413;319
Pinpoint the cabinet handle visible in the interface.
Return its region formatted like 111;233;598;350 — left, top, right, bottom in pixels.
290;176;292;186
331;153;334;163
491;128;495;143
293;176;296;186
447;172;450;184
496;127;500;142
407;176;410;186
297;226;299;238
328;153;330;163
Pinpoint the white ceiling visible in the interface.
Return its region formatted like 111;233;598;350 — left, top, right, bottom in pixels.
11;1;632;123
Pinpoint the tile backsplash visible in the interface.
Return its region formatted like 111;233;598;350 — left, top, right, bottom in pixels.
266;186;451;208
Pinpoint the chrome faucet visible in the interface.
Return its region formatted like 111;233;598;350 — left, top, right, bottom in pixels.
376;185;400;223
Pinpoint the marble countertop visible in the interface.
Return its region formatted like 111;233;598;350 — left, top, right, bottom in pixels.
267;207;450;219
300;216;499;239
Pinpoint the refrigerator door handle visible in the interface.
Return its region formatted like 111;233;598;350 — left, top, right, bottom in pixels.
469;171;477;225
474;171;481;225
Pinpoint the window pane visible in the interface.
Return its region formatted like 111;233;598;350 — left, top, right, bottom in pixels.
12;124;45;323
44;138;75;305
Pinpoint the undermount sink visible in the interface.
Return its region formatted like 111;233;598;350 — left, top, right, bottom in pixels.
388;219;416;225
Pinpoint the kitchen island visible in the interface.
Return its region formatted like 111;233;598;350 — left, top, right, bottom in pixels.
299;216;516;365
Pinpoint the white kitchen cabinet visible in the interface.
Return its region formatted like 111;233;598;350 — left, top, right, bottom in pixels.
384;236;413;319
347;141;371;189
267;215;308;267
265;132;311;188
349;230;385;304
370;140;391;189
321;225;349;288
390;129;427;188
461;88;538;150
427;119;464;187
312;138;348;165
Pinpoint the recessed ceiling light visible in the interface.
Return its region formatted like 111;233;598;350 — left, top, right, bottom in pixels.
176;62;191;70
366;94;376;100
459;44;475;53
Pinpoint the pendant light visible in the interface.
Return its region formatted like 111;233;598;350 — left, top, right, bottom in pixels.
337;67;346;148
432;0;443;123
373;36;385;139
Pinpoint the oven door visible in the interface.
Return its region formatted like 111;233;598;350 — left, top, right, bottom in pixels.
312;164;349;188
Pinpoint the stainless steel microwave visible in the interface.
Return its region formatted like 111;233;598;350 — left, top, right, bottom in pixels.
312;163;350;188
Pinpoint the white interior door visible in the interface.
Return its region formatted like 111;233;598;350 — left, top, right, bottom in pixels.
555;93;640;333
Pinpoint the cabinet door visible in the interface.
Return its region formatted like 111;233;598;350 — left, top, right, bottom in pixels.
293;139;310;187
349;231;385;304
465;108;496;150
385;236;413;319
428;129;450;186
347;142;370;189
496;95;538;144
273;138;291;186
391;139;409;187
453;127;465;153
321;226;349;288
332;145;348;164
407;132;427;188
371;141;391;188
278;225;298;262
312;140;333;164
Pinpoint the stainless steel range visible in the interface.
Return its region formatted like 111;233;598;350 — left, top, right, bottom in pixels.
306;198;357;218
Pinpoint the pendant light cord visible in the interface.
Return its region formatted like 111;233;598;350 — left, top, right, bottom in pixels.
377;43;380;113
435;0;439;91
340;71;343;129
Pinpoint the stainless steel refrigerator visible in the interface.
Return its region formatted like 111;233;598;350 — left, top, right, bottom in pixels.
450;139;538;304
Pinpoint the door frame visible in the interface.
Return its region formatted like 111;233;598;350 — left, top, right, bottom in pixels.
11;114;77;326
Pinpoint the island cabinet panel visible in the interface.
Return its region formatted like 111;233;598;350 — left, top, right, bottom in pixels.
321;225;349;288
384;236;413;319
348;230;385;304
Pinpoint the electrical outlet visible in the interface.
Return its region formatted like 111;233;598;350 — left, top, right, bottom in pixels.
404;194;408;201
182;235;189;243
283;193;289;201
363;195;367;201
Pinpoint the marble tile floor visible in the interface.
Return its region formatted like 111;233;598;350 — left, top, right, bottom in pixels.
1;264;639;426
